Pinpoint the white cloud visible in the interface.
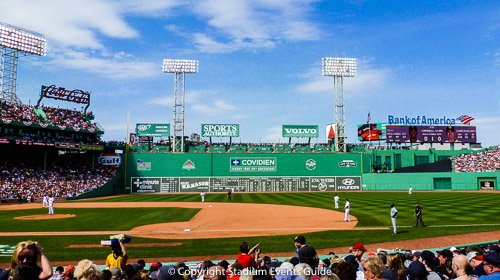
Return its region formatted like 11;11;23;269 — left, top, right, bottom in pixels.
474;116;500;147
263;125;284;143
46;49;158;80
192;99;237;115
0;0;138;49
190;0;321;53
297;60;392;96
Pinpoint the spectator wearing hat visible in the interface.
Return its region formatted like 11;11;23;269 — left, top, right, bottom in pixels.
452;255;470;280
437;249;454;280
294;235;319;269
406;261;428;280
351;242;367;270
480;250;500;279
62;265;75;280
419;250;440;280
467;252;486;277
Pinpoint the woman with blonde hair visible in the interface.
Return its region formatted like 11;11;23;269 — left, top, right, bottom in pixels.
9;240;52;280
383;253;407;280
362;256;386;280
74;259;101;280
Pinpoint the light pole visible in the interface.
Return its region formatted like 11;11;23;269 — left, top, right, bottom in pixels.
321;57;356;152
162;59;199;153
0;22;46;105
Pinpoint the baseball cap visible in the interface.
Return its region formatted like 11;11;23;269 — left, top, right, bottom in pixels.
353;242;367;251
294;235;306;244
407;261;429;279
437;249;453;259
484;250;500;266
450;247;459;252
412;251;422;258
344;255;358;266
466;251;478;262
149;262;162;272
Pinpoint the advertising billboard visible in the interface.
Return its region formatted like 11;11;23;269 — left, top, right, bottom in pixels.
282;125;319;138
386;125;477;143
357;123;386;141
135;124;170;137
201;124;239;137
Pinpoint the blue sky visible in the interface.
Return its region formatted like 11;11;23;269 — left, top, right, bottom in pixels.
1;0;498;146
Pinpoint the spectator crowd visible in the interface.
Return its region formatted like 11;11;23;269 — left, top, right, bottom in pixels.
1;236;499;280
0;100;97;132
0;158;116;201
452;147;500;172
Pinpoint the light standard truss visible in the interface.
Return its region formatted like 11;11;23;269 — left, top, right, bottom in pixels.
162;59;199;153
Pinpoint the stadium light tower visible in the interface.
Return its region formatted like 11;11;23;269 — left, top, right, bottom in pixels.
162;59;199;153
0;22;46;105
322;57;357;153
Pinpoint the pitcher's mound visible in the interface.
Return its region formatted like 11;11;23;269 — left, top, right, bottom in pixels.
15;214;76;220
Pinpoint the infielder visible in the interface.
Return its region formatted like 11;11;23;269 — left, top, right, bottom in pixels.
42;194;49;208
333;194;339;209
390;203;398;235
344;198;350;222
200;191;205;202
48;194;55;215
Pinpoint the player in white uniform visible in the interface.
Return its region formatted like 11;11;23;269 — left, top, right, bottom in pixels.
390;203;398;235
200;191;205;202
48;195;55;215
42;194;49;208
408;186;413;195
344;198;350;222
333;194;340;209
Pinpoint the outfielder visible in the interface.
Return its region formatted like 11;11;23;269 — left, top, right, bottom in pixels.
333;194;339;209
48;195;55;215
200;191;205;202
390;203;398;235
344;198;350;222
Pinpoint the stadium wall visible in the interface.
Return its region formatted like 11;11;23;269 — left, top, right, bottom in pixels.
362;172;499;190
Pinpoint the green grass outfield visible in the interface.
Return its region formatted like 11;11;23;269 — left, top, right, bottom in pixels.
0;191;499;264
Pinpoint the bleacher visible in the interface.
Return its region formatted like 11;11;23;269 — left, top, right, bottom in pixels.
314;144;332;153
229;144;247;153
248;144;273;153
274;144;292;153
209;144;227;153
294;144;312;153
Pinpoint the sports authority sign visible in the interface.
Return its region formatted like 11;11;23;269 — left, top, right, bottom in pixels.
282;125;319;138
201;124;240;137
230;157;277;172
136;123;170;137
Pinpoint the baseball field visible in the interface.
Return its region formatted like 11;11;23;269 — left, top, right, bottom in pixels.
0;191;499;266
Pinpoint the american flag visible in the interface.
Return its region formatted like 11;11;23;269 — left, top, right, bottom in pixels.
457;115;474;125
366;112;371;124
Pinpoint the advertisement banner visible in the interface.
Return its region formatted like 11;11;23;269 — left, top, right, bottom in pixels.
325;124;336;141
282;125;319;138
336;177;361;190
386;125;477;143
136;123;170;137
230;157;277;172
131;177;161;193
479;180;495;190
357;123;386;141
201;124;240;137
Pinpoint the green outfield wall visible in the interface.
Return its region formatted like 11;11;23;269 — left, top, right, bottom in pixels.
362;172;499;191
125;153;363;193
109;148;497;195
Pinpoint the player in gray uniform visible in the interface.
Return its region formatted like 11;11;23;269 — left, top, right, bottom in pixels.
390;203;398;235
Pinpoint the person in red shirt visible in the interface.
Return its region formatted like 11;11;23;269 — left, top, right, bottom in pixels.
236;242;260;269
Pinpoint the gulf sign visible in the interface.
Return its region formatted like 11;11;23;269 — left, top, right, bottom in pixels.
98;153;121;166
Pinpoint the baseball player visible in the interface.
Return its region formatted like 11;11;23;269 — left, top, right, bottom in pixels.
344;198;350;222
200;191;205;202
48;194;55;215
333;194;340;209
42;194;49;208
390;203;398;235
408;186;413;195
